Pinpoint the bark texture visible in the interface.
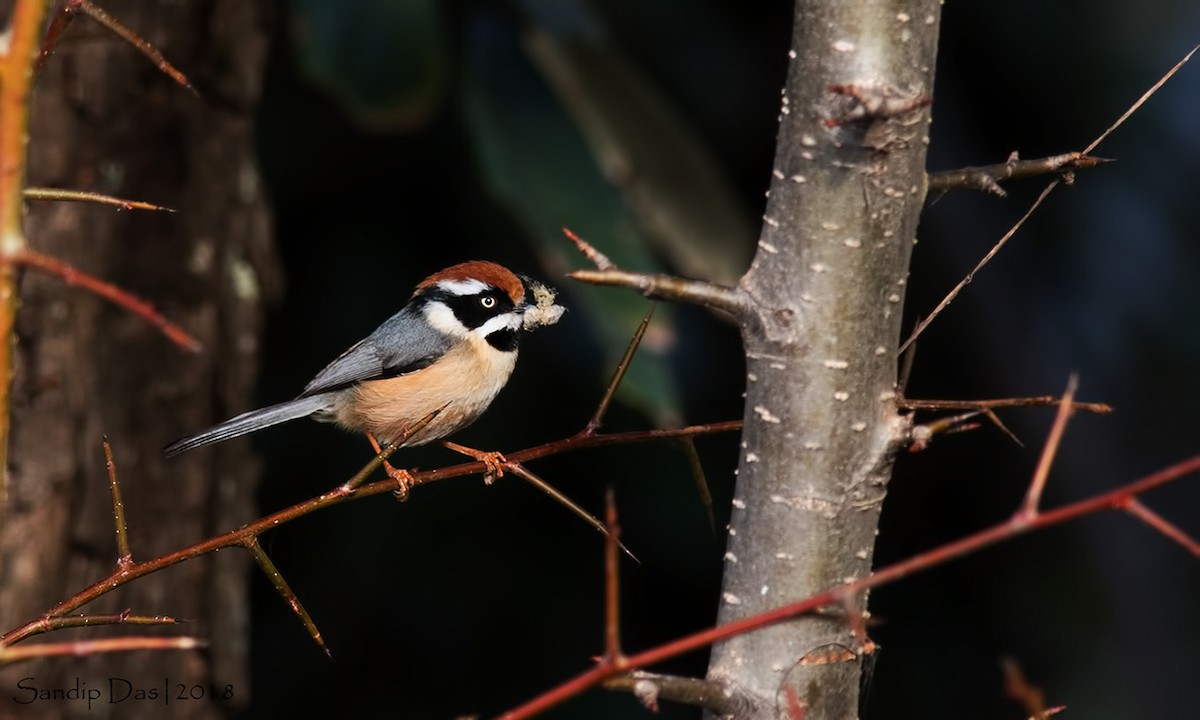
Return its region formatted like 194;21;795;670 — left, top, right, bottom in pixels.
707;2;942;717
0;2;274;717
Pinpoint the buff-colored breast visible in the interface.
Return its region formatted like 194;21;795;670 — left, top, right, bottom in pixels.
329;339;518;447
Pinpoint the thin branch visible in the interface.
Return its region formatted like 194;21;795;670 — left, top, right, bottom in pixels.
17;610;182;641
1121;498;1200;557
586;304;655;434
2;420;737;648
564;228;747;316
677;437;715;532
0;636;204;665
904;46;1196;353
898;396;1111;414
103;436;132;568
23;187;175;212
76;0;199;96
246;538;329;657
1019;376;1076;518
602;488;624;664
35;1;82;80
12;248;202;352
497;446;1200;719
929;153;1111;196
603;671;752;717
1083;44;1199;155
507;462;637;562
899;178;1059;353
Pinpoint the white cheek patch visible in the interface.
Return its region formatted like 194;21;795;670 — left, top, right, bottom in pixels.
423;302;470;338
475;312;522;339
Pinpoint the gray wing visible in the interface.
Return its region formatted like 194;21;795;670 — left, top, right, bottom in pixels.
300;306;453;397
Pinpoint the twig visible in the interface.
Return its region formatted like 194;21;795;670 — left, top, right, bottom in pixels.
929;153;1111;196
0;636;204;665
899;178;1059;353
23;187;175;212
76;0;199;96
1018;376;1076;519
903;45;1197;353
506;462;637;562
1120;498;1200;557
564;228;747;317
1083;44;1199;154
12;248;201;352
898;396;1111;414
602;488;624;664
17;610;181;641
1;420;737;648
498;417;1200;720
603;671;751;717
103;437;133;568
586;303;655;434
245;538;329;657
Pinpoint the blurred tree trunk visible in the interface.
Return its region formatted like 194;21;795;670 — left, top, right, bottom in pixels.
0;2;274;717
706;2;941;718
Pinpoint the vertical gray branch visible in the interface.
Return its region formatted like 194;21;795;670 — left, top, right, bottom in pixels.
707;2;941;718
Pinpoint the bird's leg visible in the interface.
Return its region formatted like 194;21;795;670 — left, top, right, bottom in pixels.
442;441;507;485
367;432;415;501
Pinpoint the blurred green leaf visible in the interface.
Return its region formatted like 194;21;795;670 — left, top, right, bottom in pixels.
460;14;682;427
291;0;448;129
524;26;754;285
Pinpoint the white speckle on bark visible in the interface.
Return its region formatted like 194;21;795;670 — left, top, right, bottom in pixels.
732;498;746;509
883;229;894;238
801;134;817;147
801;292;815;303
888;293;901;303
823;359;849;369
843;576;859;584
725;552;739;563
764;216;780;228
791;174;807;183
874;346;887;355
801;150;814;160
855;549;870;559
770;362;787;370
723;592;742;606
772;663;785;672
844;238;862;248
810;262;828;273
821;221;840;230
803;441;822;450
832;39;856;53
925;14;936;24
748;373;758;382
897;12;911;22
772;169;785;179
746;452;759;463
851;421;868;432
879;390;896;401
775;552;795;560
897;277;907;286
759;240;779;254
834;391;850;401
788;49;797;59
761;585;770;596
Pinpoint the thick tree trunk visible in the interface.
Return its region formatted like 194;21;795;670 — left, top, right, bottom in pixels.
0;2;273;717
707;2;941;717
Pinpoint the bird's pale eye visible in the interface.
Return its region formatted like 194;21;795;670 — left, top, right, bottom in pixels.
480;295;497;309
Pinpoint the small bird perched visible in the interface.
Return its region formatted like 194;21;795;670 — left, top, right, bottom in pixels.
165;260;565;496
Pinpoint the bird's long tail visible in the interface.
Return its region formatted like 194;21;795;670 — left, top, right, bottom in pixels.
164;395;331;458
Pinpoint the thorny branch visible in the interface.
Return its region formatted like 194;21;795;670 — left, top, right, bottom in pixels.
902;45;1198;353
500;425;1200;719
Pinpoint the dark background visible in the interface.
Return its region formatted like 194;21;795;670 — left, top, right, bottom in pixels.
243;1;1200;718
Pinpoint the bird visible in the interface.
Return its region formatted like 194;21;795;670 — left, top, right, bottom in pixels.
165;260;565;496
